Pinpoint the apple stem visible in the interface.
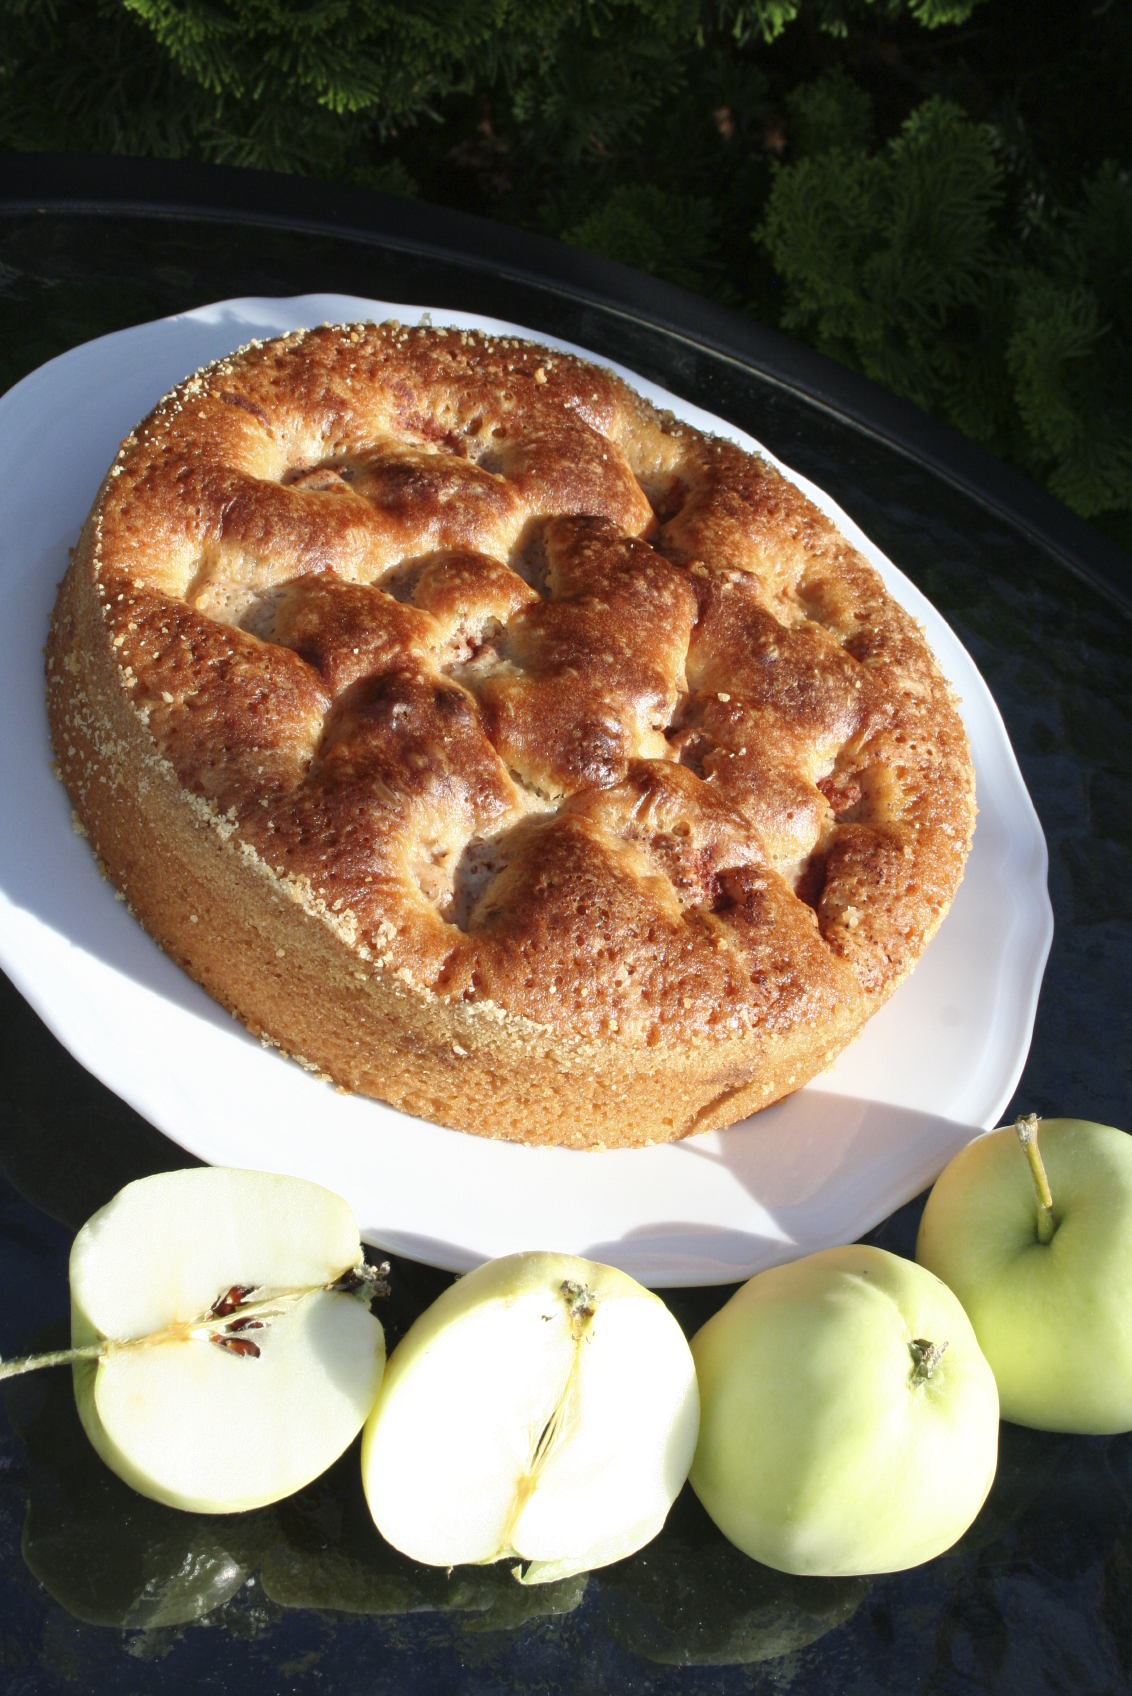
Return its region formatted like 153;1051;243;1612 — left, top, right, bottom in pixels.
0;1342;106;1381
560;1280;596;1342
1015;1113;1056;1244
909;1338;948;1385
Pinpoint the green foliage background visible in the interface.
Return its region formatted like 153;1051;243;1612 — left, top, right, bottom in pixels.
2;0;1129;547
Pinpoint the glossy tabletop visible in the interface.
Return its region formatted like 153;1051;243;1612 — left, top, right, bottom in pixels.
1;157;1130;1696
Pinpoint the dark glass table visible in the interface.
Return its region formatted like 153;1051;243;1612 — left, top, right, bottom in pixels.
1;153;1130;1695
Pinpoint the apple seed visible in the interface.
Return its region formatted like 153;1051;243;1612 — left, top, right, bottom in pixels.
0;1260;390;1382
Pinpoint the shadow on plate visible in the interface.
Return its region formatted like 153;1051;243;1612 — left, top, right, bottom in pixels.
582;1095;977;1286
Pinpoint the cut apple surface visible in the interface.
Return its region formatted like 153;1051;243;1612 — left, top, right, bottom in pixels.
68;1167;386;1513
361;1252;700;1584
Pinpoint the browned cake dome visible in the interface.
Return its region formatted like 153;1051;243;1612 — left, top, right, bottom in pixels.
46;322;974;1149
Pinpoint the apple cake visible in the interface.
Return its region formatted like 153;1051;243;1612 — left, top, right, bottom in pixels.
46;322;975;1149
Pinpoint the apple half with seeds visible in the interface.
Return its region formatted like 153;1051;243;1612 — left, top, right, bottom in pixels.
45;1167;387;1513
360;1252;700;1584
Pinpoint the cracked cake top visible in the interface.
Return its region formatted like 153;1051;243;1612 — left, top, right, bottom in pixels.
48;321;974;1144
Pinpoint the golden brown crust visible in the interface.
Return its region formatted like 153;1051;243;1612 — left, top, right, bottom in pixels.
45;322;975;1148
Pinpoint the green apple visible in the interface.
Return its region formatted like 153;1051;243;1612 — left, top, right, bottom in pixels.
916;1115;1132;1433
689;1245;999;1576
2;1167;388;1512
360;1251;699;1584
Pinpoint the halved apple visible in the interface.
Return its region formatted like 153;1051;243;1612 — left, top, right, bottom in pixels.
65;1167;386;1513
360;1252;700;1584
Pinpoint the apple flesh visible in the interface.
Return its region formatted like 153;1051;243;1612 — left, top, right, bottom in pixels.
916;1116;1132;1433
689;1245;999;1576
360;1251;699;1584
67;1167;386;1512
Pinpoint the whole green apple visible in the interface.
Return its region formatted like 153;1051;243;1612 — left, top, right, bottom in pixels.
916;1116;1132;1433
689;1245;998;1577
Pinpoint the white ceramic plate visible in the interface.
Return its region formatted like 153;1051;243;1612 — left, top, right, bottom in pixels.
0;294;1053;1285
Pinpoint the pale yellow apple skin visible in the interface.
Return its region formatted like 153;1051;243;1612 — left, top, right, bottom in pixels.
916;1118;1132;1433
689;1245;999;1577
